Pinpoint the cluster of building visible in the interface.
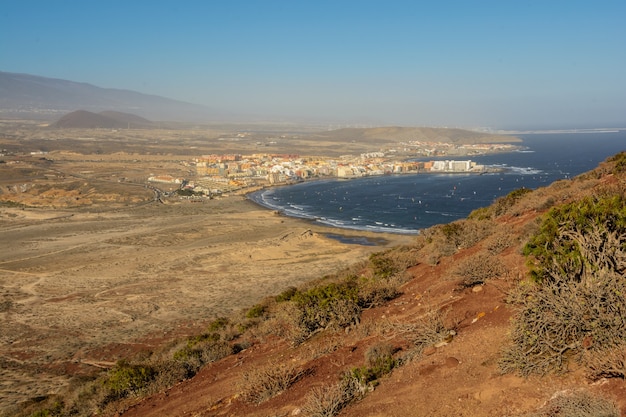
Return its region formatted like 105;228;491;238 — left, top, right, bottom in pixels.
151;153;491;197
147;141;519;197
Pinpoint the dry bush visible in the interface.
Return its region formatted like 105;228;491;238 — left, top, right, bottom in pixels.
500;268;626;376
239;361;307;404
171;336;233;378
418;224;460;264
302;382;352;417
586;344;626;380
518;390;619;417
389;308;453;362
417;219;495;265
486;230;513;255
456;219;495;249
451;252;506;287
492;187;534;217
508;190;558;216
503;192;626;376
368;247;418;279
423;241;457;265
358;271;409;309
259;301;310;343
302;364;379;417
302;344;397;416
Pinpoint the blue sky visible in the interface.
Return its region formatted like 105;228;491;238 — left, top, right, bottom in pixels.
2;0;625;128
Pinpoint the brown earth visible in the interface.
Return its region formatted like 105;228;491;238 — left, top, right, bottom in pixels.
0;124;416;413
0;195;413;412
116;210;626;417
1;122;623;416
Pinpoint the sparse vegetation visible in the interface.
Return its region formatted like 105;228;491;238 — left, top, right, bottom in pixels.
502;191;626;376
468;187;533;220
452;252;506;287
239;361;307;404
586;344;626;380
607;151;626;173
289;280;361;341
517;390;619;417
523;194;626;282
353;342;396;386
390;308;454;362
302;381;353;417
101;360;156;404
11;150;626;417
302;342;397;417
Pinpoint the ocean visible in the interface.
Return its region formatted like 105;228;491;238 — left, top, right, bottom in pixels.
248;131;626;235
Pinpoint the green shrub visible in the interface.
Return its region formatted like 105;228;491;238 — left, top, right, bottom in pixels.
172;334;233;378
291;280;361;337
440;222;464;247
607;151;626;173
468;206;493;221
245;303;266;319
341;345;396;403
368;251;400;279
102;360;156;402
364;342;396;378
27;401;63;417
275;286;297;302
523;194;626;282
207;317;229;332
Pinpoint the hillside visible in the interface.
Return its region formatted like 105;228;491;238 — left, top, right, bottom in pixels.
53;110;154;129
9;153;626;417
0;71;215;122
305;126;521;145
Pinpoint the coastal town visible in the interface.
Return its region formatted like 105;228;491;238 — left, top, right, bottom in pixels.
149;141;520;197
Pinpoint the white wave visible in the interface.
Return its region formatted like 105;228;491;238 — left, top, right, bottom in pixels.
507;166;542;175
425;210;460;217
486;164;542;175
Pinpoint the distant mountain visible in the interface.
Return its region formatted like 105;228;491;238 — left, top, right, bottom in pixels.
53;110;155;129
0;71;217;122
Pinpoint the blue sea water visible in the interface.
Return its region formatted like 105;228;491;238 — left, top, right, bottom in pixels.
249;131;626;234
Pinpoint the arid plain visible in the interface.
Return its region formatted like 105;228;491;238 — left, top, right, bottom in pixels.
0;121;416;410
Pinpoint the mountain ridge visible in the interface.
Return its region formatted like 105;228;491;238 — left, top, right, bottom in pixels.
53;110;155;129
0;71;216;122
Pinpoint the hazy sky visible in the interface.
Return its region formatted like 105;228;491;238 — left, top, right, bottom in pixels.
2;0;625;129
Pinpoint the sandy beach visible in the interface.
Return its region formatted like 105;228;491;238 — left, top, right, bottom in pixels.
0;194;414;409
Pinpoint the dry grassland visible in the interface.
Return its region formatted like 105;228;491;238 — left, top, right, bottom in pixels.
0;123;413;411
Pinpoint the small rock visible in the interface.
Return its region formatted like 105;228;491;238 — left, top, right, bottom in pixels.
472;285;483;293
445;357;460;368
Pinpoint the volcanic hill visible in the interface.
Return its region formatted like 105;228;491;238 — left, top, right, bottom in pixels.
53;110;154;129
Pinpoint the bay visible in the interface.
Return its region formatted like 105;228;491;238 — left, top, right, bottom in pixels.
249;131;626;234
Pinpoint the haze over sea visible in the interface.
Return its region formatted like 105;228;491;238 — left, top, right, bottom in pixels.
250;131;626;235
